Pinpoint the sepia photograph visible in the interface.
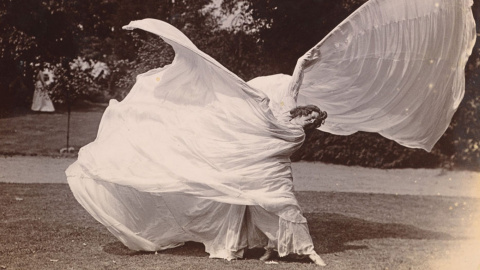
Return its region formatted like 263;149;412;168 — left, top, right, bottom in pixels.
0;0;479;269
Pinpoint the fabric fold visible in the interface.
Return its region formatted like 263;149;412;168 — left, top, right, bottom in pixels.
67;18;314;257
248;0;476;151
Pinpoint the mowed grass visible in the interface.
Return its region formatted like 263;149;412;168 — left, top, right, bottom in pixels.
0;103;105;156
1;183;479;270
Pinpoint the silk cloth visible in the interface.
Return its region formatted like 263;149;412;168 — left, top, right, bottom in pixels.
248;0;476;151
67;0;476;259
67;19;314;257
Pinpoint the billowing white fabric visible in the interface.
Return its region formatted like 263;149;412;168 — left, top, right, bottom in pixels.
249;0;476;151
66;0;476;260
67;19;315;257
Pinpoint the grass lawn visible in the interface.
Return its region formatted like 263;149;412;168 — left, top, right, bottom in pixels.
1;183;479;270
0;103;105;156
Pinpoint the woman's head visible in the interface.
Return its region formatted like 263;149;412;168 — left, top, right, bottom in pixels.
290;105;327;130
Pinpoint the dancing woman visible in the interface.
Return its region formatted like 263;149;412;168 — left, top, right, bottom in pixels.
66;0;475;266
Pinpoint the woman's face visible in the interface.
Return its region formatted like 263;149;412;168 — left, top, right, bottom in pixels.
293;111;319;127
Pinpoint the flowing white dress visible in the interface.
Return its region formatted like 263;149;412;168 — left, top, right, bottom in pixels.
67;20;314;258
31;78;55;112
66;0;476;260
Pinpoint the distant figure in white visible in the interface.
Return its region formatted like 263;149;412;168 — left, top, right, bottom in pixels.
31;69;54;112
66;0;475;267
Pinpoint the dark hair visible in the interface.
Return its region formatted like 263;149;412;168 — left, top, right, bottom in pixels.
290;105;327;130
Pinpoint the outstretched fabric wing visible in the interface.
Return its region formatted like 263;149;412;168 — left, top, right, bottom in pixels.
249;0;476;151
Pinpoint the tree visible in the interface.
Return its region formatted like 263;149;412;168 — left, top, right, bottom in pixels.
0;0;103;113
221;0;366;75
446;0;480;170
112;0;227;98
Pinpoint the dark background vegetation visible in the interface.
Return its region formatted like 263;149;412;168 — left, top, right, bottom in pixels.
0;0;479;170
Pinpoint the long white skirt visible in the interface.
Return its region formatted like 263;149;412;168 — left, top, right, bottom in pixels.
68;166;315;258
31;82;54;112
66;29;317;257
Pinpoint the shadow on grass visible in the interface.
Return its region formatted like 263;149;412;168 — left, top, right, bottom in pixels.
103;241;268;259
102;241;208;257
102;212;455;260
305;212;456;254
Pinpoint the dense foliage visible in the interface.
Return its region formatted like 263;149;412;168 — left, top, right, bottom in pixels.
0;0;478;170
